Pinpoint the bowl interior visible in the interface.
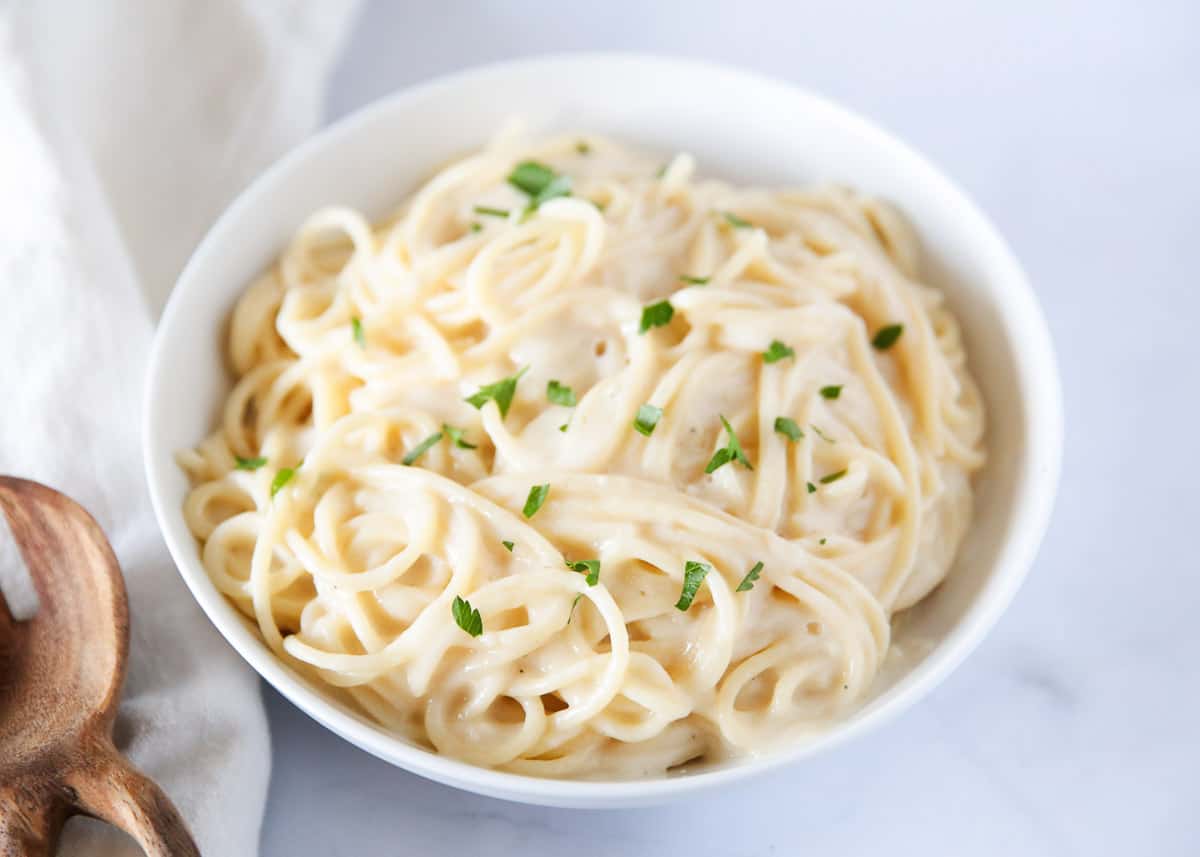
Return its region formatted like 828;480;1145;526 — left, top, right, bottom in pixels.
144;54;1060;807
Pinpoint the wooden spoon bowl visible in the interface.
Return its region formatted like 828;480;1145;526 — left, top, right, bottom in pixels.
0;477;199;856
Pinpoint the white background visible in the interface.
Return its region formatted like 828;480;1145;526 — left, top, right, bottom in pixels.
260;2;1199;855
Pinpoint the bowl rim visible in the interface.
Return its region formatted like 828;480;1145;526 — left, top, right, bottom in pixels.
143;51;1063;808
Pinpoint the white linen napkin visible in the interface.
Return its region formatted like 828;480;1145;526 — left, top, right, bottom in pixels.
0;2;359;853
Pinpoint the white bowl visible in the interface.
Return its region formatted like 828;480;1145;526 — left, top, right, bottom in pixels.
144;54;1062;808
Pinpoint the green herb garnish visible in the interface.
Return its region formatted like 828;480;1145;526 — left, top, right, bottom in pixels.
235;456;267;471
558;422;569;433
465;366;528;419
351;317;366;347
679;274;709;285
270;467;296;498
633;404;663;437
468;222;483;233
819;469;848;485
819;538;827;545
762;340;794;363
547;379;577;407
402;431;443;466
820;385;843;400
507;161;572;211
810;424;835;443
773;417;804;442
723;211;753;229
442;424;476;450
871;324;904;350
705;415;753;474
565;558;601;586
567;593;583;623
639;300;675;334
735;561;763;592
806;481;817;494
523;483;550;518
473;205;509;218
451;596;483;637
675;561;711;611
576;140;591;155
501;540;515;552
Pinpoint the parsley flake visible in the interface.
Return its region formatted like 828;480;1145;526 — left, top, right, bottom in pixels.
810;424;835;443
270;467;296;498
547;379;577;407
442;424;476;449
633;404;663;437
501;540;515;552
508;161;572;212
679;274;709;286
639;300;675;334
523;483;550;518
872;324;904;350
473;205;509;218
723;211;753;229
806;481;817;494
763;340;794;363
565;558;601;586
675;561;712;611
820;385;843;400
451;596;483;637
468;222;483;233
465;366;528;419
819;469;848;485
774;417;804;442
351;317;366;347
235;456;267;471
705;415;754;474
576;140;591;155
736;561;764;593
567;593;583;624
402;431;443;466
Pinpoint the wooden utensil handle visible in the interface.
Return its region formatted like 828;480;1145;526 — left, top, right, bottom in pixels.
64;741;200;857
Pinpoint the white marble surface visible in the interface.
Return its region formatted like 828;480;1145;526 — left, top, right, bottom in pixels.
259;2;1200;854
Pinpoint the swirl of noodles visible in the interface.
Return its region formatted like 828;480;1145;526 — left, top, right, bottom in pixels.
179;130;984;778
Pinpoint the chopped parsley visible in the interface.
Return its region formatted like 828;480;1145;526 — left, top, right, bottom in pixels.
567;593;583;623
639;300;675;334
558;422;569;433
872;323;904;350
705;415;754;474
465;366;528;418
762;340;795;363
507;161;572;212
675;561;712;611
547;379;577;407
402;431;443;466
820;385;843;400
810;424;835;443
565;558;601;586
473;205;509;218
235;455;267;471
679;274;710;285
633;404;663;437
576;140;591;155
774;417;804;442
442;424;476;450
806;481;817;494
723;211;753;229
351;317;366;347
819;469;848;485
468;222;483;233
819;537;827;545
523;483;550;518
501;540;515;552
735;561;763;592
451;596;483;637
270;467;296;498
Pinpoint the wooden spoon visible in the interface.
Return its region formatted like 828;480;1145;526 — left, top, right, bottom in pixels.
0;476;199;856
